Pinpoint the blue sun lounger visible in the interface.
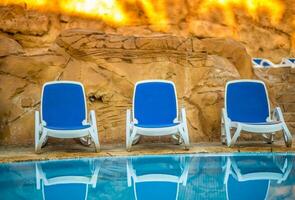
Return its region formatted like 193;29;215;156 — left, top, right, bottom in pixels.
281;58;295;68
252;58;290;68
35;81;100;152
252;58;274;68
224;155;292;200
126;80;190;151
127;156;190;200
36;159;101;200
221;80;292;147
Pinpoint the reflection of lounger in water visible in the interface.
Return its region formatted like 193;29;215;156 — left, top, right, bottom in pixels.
224;155;292;200
35;159;101;200
127;156;190;200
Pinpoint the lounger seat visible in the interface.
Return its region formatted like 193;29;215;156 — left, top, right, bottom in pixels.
126;80;189;150
281;57;295;67
238;121;281;125
221;80;292;147
45;125;91;131
252;58;291;68
252;58;272;67
135;123;180;128
35;81;100;152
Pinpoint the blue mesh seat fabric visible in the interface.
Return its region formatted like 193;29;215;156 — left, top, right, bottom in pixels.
44;183;87;200
42;83;88;130
253;59;271;67
134;82;177;128
226;82;269;123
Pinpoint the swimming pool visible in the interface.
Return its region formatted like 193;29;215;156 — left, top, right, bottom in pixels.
0;153;294;200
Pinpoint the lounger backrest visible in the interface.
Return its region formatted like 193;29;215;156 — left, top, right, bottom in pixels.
225;81;270;123
252;58;271;67
133;81;178;125
41;82;87;128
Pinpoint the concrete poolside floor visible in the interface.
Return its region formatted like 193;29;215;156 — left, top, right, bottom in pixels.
1;140;295;163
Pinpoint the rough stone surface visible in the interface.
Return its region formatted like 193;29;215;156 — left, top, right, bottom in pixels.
0;2;294;146
255;68;295;135
0;29;251;145
0;35;24;57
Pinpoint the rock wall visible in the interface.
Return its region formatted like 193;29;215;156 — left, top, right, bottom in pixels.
255;68;295;136
0;2;294;146
0;29;253;145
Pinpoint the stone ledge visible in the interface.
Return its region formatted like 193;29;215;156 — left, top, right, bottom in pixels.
1;141;294;163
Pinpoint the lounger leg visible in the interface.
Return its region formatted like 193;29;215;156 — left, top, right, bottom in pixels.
35;111;41;153
221;117;226;145
126;109;132;151
222;109;233;147
229;125;242;147
90;129;100;152
127;128;137;151
274;107;292;147
90;110;100;152
180;108;190;149
36;130;47;153
282;123;292;147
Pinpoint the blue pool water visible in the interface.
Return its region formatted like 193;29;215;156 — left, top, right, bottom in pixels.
0;153;294;200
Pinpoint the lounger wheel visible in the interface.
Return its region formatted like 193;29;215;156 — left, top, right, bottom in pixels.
79;136;92;146
172;134;183;145
263;133;274;144
132;135;141;145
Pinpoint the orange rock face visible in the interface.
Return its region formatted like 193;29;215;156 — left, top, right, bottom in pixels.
0;2;294;146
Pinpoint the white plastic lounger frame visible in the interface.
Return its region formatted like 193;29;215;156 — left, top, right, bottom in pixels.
126;157;190;200
35;81;100;153
252;58;291;68
223;156;292;200
126;80;189;151
35;161;100;199
281;58;295;68
221;80;292;147
223;156;293;184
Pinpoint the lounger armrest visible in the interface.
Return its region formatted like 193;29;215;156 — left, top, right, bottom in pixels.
273;107;285;122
